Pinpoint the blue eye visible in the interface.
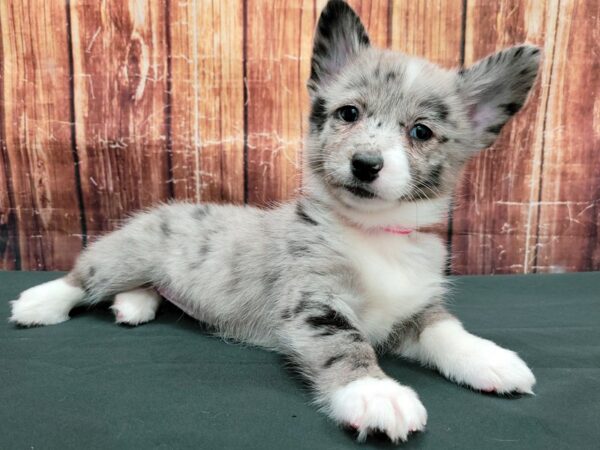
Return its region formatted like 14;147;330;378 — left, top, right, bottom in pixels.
410;124;433;141
337;105;360;123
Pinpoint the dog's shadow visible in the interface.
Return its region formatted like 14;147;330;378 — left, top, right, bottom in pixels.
69;298;212;332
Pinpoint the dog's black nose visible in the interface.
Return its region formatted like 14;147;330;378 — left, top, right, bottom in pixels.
351;153;384;183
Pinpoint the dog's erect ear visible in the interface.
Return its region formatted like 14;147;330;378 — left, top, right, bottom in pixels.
458;44;541;148
308;0;370;93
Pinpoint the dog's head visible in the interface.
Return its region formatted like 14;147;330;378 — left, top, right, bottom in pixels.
305;0;540;227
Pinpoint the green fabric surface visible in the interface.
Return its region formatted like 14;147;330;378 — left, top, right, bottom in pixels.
1;271;599;449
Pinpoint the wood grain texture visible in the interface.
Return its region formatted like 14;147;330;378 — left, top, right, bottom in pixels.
345;0;390;47
245;0;316;206
390;0;463;67
70;0;170;239
534;0;600;273
451;0;558;274
0;0;83;270
169;0;244;203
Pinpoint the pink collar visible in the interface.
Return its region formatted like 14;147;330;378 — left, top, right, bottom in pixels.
338;213;415;236
377;225;414;235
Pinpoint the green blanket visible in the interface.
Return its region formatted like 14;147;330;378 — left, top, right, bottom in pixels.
1;271;599;449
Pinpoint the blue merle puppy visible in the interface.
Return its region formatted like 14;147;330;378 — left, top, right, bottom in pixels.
10;0;540;443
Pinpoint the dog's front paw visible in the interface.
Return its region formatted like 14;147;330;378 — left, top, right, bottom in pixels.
442;337;536;395
327;377;427;443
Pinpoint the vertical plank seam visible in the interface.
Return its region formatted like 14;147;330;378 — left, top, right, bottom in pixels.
446;0;468;275
242;0;249;204
164;0;174;200
530;0;561;273
459;0;467;66
0;9;21;269
65;0;88;249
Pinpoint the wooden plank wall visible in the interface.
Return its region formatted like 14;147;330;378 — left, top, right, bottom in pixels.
0;0;598;274
0;0;83;270
70;0;171;240
452;0;555;274
169;0;245;203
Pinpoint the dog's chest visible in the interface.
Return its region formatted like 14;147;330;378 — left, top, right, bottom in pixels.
341;230;447;344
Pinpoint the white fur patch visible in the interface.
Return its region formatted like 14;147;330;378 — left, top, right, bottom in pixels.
342;229;447;344
402;320;536;394
403;60;423;90
338;196;450;229
374;144;411;199
328;377;427;443
111;288;161;325
10;278;85;326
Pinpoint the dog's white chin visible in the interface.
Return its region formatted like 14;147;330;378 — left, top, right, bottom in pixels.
304;175;450;229
337;189;392;211
338;195;450;229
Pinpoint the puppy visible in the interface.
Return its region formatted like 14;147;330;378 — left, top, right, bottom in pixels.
10;0;540;443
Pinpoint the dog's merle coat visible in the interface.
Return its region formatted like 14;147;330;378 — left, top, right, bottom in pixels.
11;1;540;443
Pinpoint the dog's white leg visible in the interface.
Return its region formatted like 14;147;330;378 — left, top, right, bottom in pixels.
111;287;162;325
399;318;536;394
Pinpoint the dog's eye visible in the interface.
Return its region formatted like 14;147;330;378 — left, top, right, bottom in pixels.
337;105;360;123
409;124;433;141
